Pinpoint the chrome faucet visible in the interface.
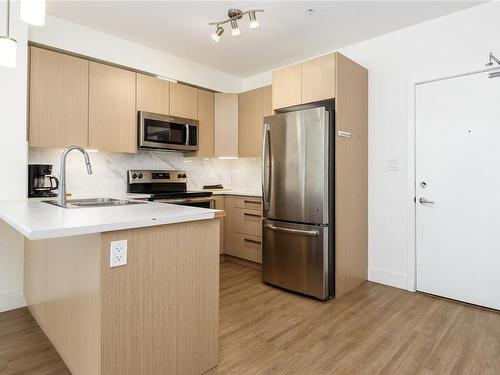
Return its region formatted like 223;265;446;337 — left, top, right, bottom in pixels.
57;146;93;207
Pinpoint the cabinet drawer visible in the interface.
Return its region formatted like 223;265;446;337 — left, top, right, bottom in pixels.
234;196;262;211
235;233;262;264
235;209;262;237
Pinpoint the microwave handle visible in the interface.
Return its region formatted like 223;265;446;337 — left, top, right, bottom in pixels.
185;124;190;146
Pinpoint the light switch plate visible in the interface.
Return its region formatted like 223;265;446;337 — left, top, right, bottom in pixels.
110;240;127;268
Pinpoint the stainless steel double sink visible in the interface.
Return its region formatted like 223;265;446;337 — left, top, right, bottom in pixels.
44;198;147;209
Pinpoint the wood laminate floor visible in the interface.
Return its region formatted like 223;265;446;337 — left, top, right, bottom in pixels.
1;261;500;374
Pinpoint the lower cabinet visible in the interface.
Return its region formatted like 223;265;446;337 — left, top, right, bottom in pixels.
213;195;225;254
223;195;263;264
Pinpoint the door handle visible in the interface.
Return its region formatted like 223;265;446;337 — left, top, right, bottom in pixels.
419;197;435;205
262;123;271;210
264;224;320;237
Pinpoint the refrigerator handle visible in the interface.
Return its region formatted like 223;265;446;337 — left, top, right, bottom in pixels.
264;224;320;237
262;123;271;210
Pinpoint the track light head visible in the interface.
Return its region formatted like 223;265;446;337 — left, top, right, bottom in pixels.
249;11;259;29
211;25;224;42
230;19;240;36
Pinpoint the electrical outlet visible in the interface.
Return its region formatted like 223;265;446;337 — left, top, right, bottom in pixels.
110;240;127;268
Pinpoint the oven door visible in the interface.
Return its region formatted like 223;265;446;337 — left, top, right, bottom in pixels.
139;111;198;151
156;197;215;209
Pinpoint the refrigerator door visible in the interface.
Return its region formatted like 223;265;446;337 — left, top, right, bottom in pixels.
262;219;332;299
262;107;329;225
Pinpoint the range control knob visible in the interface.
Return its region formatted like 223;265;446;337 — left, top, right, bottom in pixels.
138;173;143;179
178;174;182;178
131;173;137;179
182;174;186;178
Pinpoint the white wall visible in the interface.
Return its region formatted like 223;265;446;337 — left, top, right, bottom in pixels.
0;1;28;312
244;2;500;290
29;15;243;93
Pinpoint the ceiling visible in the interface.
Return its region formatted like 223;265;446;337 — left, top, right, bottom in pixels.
46;1;481;78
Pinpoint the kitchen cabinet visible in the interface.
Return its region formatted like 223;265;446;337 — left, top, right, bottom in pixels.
136;73;170;115
88;62;137;153
238;85;272;158
224;195;262;264
272;52;338;110
301;54;336;104
213;195;225;254
272;64;302;110
170;82;198;119
214;93;238;157
29;47;89;149
196;89;215;157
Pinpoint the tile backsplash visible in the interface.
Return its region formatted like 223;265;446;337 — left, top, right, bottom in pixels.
29;148;261;195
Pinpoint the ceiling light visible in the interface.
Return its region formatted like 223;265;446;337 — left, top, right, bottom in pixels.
211;26;224;42
249;12;259;29
230;20;240;36
20;0;46;26
209;8;263;41
0;0;17;68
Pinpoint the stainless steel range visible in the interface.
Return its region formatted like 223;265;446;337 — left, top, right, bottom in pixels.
127;170;214;208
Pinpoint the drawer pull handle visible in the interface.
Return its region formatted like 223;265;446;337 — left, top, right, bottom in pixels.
244;200;261;204
244;238;262;244
264;224;320;237
244;212;261;217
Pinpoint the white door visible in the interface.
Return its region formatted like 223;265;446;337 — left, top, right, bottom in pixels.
416;71;500;310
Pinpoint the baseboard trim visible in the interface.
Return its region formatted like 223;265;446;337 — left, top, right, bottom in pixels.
0;291;26;313
368;267;408;290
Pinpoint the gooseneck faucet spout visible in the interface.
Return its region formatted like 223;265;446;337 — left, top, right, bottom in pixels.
57;146;93;207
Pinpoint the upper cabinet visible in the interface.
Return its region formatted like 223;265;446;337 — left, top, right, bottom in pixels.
29;47;89;149
136;73;170;115
196;89;215;158
170;83;198;119
272;64;302;110
272;52;338;110
301;54;336;104
238;85;272;158
215;93;238;158
88;62;137;153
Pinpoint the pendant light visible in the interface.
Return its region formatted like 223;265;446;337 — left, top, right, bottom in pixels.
0;0;17;68
20;0;46;26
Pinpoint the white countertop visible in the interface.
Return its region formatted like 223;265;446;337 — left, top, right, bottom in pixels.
0;199;218;240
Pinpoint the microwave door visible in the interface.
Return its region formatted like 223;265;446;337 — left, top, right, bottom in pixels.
139;112;198;151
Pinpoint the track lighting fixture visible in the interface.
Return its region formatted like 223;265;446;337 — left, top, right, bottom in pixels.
230;19;240;36
211;25;224;42
209;8;263;42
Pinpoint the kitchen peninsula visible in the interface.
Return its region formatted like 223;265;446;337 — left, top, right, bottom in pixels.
0;199;222;375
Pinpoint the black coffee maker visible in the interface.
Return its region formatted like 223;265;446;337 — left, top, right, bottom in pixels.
28;164;59;198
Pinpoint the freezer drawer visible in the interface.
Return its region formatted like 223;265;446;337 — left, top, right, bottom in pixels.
262;219;333;300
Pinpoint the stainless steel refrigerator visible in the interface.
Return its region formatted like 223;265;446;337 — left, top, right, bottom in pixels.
262;105;334;300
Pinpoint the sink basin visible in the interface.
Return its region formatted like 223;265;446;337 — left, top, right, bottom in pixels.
44;198;147;209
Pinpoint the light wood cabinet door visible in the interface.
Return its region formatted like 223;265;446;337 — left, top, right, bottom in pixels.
89;62;137;153
301;53;336;104
170;83;198;119
196;89;215;157
136;73;169;115
272;64;302;110
29;47;89;149
215;93;238;157
213;195;225;254
261;85;273;117
238;88;261;158
238;85;273;158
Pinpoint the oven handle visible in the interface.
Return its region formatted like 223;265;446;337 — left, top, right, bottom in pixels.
156;198;215;208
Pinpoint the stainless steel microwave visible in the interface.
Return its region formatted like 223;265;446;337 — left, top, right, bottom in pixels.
138;111;199;152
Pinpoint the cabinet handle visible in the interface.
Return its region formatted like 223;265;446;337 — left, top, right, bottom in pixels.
244;212;261;217
244;238;262;244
